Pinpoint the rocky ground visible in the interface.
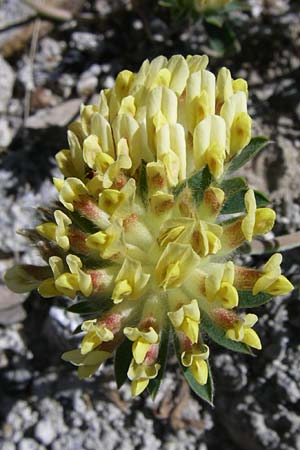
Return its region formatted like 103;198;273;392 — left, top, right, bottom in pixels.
0;1;300;449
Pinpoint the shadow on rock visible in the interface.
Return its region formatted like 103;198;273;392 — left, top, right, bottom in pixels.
1;125;67;195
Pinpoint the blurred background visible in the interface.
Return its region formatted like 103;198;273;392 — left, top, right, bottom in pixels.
0;1;300;449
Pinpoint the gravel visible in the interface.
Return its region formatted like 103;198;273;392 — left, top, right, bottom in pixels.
0;56;15;113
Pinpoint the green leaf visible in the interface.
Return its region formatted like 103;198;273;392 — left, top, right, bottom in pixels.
175;166;212;203
205;20;239;56
148;323;170;399
67;298;108;315
221;189;270;214
238;290;273;308
204;13;224;27
61;349;84;365
182;362;214;406
67;210;99;234
220;176;247;196
219;176;270;214
201;311;253;355
114;337;132;389
172;330;214;405
226;137;269;174
254;190;270;205
188;166;212;204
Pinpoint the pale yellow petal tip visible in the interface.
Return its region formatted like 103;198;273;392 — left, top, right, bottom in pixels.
191;359;208;385
131;379;149;397
243;328;262;350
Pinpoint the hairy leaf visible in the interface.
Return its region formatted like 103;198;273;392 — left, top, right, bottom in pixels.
226;136;269;174
183;362;214;406
221;189;270;214
238;290;273;308
67;298;107;315
188;166;212;204
114;337;132;389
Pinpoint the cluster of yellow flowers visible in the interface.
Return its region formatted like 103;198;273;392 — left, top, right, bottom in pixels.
5;55;293;399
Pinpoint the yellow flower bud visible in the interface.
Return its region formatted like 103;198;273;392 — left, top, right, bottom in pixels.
221;92;251;157
193;115;226;178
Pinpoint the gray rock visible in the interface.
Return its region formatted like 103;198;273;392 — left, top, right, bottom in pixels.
17;55;34;92
0;118;14;147
58;74;76;99
17;438;44;450
77;74;98;97
70;32;103;53
95;0;131;17
42;306;82;352
26;99;81;129
34;420;57;446
37;398;67;436
77;64;101;97
0;0;36;30
0;442;16;450
33;38;66;86
0;325;28;356
0;285;26;325
0;56;15;113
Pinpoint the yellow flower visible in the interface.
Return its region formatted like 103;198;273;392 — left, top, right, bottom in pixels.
112;257;150;303
241;189;276;242
57;177;88;212
253;253;294;296
36;210;72;251
124;326;159;364
226;313;262;350
127;359;161;397
181;344;209;385
38;255;92;299
155;243;200;290
221;92;252;157
168;299;200;344
216;67;248;113
186;69;216;132
205;262;238;309
193;115;226;178
55;130;85;179
80;319;114;355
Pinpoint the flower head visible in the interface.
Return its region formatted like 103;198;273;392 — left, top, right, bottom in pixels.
5;55;293;402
